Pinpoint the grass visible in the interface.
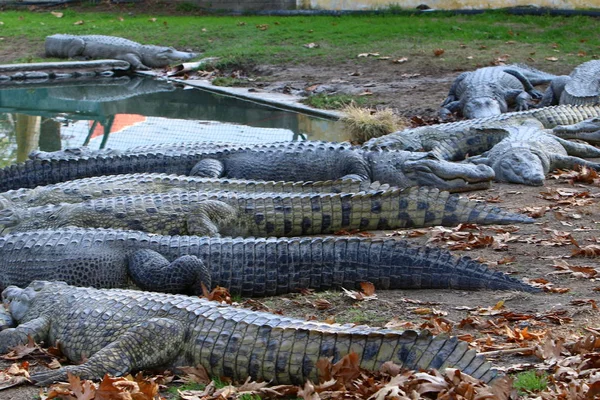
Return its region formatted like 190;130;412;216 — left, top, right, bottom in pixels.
341;104;408;143
512;370;549;394
0;9;599;71
302;93;370;110
211;77;248;87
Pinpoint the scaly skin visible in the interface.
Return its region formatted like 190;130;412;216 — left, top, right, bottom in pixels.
440;64;555;119
539;60;600;106
0;141;495;193
0;281;499;385
0;173;386;208
363;105;600;155
0;187;534;237
0;228;538;295
45;34;197;70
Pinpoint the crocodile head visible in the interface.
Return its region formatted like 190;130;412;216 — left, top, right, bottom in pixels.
141;45;198;68
2;281;64;322
463;97;506;119
369;151;495;192
491;148;549;186
0;204;70;234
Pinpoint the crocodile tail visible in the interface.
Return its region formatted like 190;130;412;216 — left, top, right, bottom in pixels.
395;187;534;227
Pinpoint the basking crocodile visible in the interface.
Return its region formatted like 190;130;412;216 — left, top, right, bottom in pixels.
0;173;389;208
0;228;537;295
45;34;197;70
363;105;600;158
0;281;499;386
0;187;534;237
0;141;495;193
465;118;600;185
440;64;555;119
539;60;600;107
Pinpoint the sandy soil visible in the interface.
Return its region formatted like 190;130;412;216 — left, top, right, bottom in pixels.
0;23;598;399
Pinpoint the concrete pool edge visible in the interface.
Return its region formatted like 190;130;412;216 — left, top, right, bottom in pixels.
136;71;343;121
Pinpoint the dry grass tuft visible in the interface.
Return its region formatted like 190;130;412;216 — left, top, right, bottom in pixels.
341;104;408;144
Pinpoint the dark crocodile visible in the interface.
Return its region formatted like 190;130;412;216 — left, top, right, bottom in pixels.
363;105;600;160
539;60;600;107
0;173;388;208
0;187;534;237
0;141;496;193
45;34;197;70
0;281;499;386
0;228;538;295
440;64;555;119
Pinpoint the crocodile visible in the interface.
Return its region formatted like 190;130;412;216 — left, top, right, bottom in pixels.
45;34;198;70
0;173;390;208
0;141;496;193
0;187;534;237
0;228;537;295
0;281;500;386
363;105;600;158
539;60;600;107
465;118;600;185
440;64;556;119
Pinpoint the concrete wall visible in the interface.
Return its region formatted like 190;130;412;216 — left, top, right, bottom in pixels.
189;0;296;11
300;0;599;10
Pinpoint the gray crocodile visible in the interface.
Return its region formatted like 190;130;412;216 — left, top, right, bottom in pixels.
539;60;600;107
440;64;556;119
0;141;495;193
465;118;600;185
0;187;534;237
45;34;198;70
0;281;500;386
363;105;600;158
0;173;389;208
0;228;537;295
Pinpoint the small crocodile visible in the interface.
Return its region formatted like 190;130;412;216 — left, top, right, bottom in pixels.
0;228;538;295
45;34;197;70
0;281;499;386
440;64;555;119
363;105;600;158
539;60;600;107
0;187;534;237
0;173;388;208
0;141;495;193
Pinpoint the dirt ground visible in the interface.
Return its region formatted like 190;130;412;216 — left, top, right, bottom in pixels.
0;13;598;399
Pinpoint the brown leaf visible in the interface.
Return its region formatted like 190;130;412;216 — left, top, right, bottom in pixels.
68;373;96;400
433;48;445;56
177;365;211;385
359;282;376;296
73;20;84;25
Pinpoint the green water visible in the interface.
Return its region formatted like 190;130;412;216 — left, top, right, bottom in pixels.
0;76;346;167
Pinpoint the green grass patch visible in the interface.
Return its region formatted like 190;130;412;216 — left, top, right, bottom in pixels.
302;94;370;110
0;10;598;71
513;370;549;394
211;77;248;87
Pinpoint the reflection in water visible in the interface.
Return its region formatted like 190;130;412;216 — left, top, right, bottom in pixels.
0;76;346;166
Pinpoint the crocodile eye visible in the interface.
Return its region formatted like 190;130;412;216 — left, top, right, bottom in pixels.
48;214;58;221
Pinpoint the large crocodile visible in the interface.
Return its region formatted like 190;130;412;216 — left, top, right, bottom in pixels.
45;34;197;70
0;173;389;208
0;186;533;237
539;60;600;107
466;118;600;185
0;141;496;193
0;228;537;295
0;281;499;386
439;64;555;119
363;105;600;158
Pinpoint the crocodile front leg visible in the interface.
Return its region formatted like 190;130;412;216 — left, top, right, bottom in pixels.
550;154;600;172
0;316;50;353
31;318;186;386
128;249;211;295
553;137;600;158
505;89;532;111
190;159;225;177
119;53;151;70
186;200;238;236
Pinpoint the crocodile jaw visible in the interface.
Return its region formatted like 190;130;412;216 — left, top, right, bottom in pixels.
401;158;495;191
492;150;547;186
2;286;30;322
